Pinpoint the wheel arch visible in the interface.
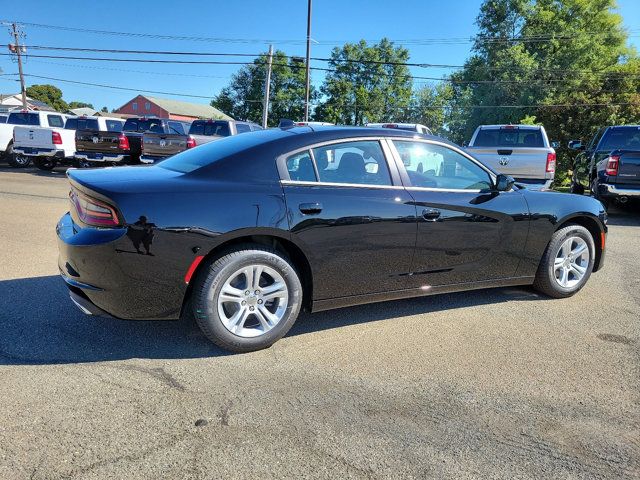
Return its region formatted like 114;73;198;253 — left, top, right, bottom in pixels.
554;214;605;272
180;230;314;317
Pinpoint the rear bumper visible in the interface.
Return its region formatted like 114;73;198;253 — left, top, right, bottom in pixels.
14;147;65;158
599;183;640;198
74;152;129;163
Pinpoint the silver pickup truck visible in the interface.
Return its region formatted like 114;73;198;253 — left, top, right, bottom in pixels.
466;125;556;190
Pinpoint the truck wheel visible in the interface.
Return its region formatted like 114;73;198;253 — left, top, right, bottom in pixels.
34;157;56;171
590;179;609;210
74;159;93;168
569;181;584;195
191;245;303;353
6;144;30;168
533;224;595;299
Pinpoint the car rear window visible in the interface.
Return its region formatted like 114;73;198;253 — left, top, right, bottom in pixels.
158;130;273;173
105;120;123;132
189;120;231;137
7;112;40;126
599;127;640;151
235;123;251;134
65;118;99;130
474;128;545;147
123;118;163;132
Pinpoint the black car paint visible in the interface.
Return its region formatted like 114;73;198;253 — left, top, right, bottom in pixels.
58;127;607;321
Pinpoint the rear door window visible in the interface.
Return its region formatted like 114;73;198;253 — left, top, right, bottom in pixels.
105;120;123;132
47;115;64;128
7;112;40;126
311;140;392;186
474;128;544;147
235;123;251;134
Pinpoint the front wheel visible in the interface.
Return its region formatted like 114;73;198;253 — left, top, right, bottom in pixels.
191;246;303;353
533;224;595;298
34;156;57;171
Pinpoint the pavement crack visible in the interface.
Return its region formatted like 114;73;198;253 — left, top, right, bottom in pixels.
114;364;187;392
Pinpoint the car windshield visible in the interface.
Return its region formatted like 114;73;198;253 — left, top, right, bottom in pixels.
158;130;276;173
599;127;640;150
474;128;545;147
7;112;40;126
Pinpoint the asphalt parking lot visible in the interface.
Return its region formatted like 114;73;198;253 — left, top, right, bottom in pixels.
0;166;639;479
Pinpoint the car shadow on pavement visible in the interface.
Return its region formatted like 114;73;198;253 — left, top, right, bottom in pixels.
0;165;69;177
605;203;640;227
0;274;546;365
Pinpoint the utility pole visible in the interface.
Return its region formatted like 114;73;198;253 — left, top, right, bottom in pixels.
262;45;274;129
10;23;28;109
303;0;312;122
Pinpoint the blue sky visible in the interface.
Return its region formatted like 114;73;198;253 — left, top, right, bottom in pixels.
1;0;638;111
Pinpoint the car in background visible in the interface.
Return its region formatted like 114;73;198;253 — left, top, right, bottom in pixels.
57;126;606;353
365;123;432;135
0;110;69;167
140;119;262;164
75;117;190;167
570;125;640;208
466;124;556;190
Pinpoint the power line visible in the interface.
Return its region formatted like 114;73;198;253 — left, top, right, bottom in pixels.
6;20;640;46
15;73;640;110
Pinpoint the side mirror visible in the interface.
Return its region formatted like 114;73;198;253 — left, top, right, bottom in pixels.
568;140;585;151
550;141;560;149
495;173;515;192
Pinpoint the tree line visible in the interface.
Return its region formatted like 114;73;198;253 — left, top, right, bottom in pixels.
212;0;640;183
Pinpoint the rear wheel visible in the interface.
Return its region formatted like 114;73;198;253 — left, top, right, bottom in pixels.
191;246;303;353
34;156;56;171
533;224;595;298
6;144;30;168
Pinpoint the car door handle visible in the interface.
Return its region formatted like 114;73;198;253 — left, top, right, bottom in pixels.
422;208;441;221
299;202;323;214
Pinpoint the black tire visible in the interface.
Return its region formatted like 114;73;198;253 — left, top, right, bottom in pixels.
191;245;303;353
590;178;610;210
533;224;595;299
34;157;56;171
569;181;585;195
6;143;31;168
73;158;93;168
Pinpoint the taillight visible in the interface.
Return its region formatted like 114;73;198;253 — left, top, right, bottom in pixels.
186;135;196;149
118;133;129;150
69;189;121;227
382;123;398;129
52;131;62;145
545;152;556;173
605;155;619;176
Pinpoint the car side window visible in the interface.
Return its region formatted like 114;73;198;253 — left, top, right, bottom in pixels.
48;115;64;128
393;140;492;191
286;151;316;182
311;140;391;186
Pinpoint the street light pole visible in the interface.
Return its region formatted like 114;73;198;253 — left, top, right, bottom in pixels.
303;0;312;122
262;45;274;129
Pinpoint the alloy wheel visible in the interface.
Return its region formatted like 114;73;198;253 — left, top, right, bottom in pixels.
217;264;289;338
553;236;590;288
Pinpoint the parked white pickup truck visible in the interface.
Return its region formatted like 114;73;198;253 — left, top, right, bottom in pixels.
466;124;557;190
14;115;124;170
0;110;69;168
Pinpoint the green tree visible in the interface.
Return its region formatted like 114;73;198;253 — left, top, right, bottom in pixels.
211;51;317;126
25;84;68;112
68;101;94;109
448;0;640;181
408;83;454;136
315;39;413;125
101;106;109;113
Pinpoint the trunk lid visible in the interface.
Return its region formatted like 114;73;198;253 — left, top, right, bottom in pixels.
611;151;640;185
467;147;552;180
76;129;122;154
14;126;55;149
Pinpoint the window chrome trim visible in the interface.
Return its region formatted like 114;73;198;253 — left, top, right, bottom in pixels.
405;186;483;193
387;137;497;189
277;136;401;187
280;179;404;190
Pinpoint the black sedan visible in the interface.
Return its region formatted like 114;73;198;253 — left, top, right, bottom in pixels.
57;126;607;352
